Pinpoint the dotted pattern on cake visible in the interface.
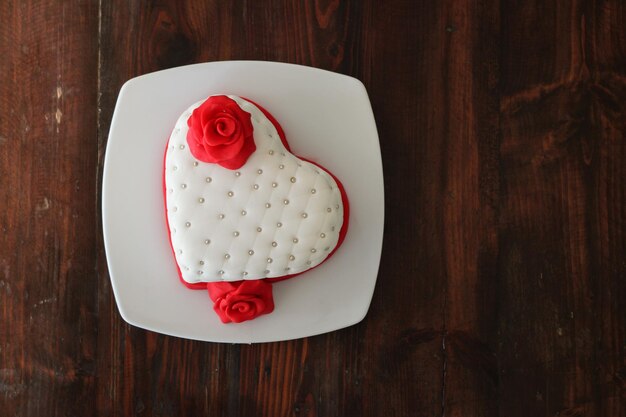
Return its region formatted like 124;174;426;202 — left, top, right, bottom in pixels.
164;96;344;283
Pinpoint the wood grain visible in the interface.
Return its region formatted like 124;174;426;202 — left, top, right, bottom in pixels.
498;1;625;415
1;0;624;416
0;1;99;416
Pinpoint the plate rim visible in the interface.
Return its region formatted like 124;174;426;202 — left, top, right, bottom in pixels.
102;60;384;343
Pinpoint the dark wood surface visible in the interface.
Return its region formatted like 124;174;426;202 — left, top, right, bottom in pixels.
1;1;624;416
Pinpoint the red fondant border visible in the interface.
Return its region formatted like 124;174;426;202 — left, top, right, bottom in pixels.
163;97;350;290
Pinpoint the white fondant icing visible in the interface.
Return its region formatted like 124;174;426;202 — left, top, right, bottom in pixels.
165;96;344;283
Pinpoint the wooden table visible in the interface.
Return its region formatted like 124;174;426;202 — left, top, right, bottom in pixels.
1;1;624;416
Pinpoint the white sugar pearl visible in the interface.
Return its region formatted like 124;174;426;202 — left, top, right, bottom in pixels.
293;238;299;243
301;213;308;218
257;169;263;174
272;182;278;188
256;227;262;232
179;144;185;149
235;172;241;177
283;199;289;205
206;177;212;183
277;222;282;227
253;184;259;190
181;184;187;189
320;233;326;238
311;189;316;194
224;254;230;259
271;242;278;247
248;250;254;255
290;177;296;183
185;222;191;227
233;231;239;237
311;249;317;253
218;214;225;219
198;197;205;203
265;203;271;208
204;239;211;244
267;258;273;263
279;164;285;169
241;210;247;216
289;255;295;261
193;161;199;167
227;191;234;197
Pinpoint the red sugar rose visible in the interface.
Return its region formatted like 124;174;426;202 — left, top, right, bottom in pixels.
207;280;275;323
186;95;255;169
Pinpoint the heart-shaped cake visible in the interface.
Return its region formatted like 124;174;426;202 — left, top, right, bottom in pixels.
164;95;349;323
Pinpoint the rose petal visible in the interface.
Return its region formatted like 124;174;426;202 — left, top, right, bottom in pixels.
185;95;255;169
202;136;246;161
202;115;239;145
215;116;236;136
226;301;257;323
232;302;251;313
211;298;232;323
216;137;256;170
207;279;274;323
207;281;240;301
204;119;241;146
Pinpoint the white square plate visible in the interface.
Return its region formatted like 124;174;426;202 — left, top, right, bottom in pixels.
102;61;384;343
